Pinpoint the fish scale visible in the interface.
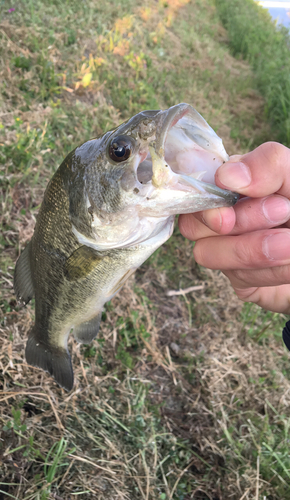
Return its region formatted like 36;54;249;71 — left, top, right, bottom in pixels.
14;103;238;390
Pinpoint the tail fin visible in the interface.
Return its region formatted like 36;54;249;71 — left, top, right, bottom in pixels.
25;326;74;391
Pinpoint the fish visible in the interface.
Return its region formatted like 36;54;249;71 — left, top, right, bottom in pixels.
14;103;238;391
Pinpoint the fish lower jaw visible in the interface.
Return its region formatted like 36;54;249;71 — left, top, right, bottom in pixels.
134;148;235;212
133;103;233;204
72;211;173;251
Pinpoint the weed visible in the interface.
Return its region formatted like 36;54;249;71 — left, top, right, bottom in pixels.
215;0;290;146
0;0;288;498
241;302;286;343
43;438;76;493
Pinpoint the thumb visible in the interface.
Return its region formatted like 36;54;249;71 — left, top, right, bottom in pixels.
215;142;290;199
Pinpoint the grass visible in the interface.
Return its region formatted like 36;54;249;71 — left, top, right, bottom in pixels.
215;0;290;146
1;0;290;499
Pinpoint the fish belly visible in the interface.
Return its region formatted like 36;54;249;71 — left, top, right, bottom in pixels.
25;215;174;391
70;214;175;329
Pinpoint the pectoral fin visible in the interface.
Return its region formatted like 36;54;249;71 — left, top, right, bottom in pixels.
25;326;74;391
14;242;34;304
108;268;136;296
73;312;102;344
64;245;103;281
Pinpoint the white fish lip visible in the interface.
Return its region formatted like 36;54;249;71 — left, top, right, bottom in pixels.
177;173;239;206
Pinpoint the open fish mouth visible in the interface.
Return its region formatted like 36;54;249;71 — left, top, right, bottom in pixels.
133;103;239;215
76;103;239;249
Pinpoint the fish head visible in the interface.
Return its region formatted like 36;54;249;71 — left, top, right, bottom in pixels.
69;103;239;248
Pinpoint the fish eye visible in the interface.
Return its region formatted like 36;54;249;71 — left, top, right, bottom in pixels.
108;135;134;162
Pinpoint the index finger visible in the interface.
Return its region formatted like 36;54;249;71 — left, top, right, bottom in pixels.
216;142;290;199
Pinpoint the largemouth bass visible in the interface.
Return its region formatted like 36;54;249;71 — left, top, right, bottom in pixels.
14;103;238;391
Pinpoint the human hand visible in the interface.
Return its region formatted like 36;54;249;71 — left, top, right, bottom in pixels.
179;142;290;314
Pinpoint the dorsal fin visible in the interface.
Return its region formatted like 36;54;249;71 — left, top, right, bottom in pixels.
73;312;102;344
14;242;34;304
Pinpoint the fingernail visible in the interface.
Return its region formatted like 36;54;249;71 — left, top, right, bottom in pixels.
218;161;251;189
263;232;290;260
262;196;290;224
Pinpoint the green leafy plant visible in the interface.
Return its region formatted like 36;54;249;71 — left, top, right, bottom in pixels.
216;0;290;146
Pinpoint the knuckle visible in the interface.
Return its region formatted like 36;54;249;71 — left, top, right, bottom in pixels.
233;238;257;267
242;142;290;189
229;269;249;287
234;198;252;231
272;264;290;284
263;141;283;156
257;142;285;164
178;214;195;240
234;287;259;302
193;241;207;266
256;142;289;172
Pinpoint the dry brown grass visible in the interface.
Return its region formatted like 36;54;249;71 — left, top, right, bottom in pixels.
1;0;289;499
1;259;289;499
